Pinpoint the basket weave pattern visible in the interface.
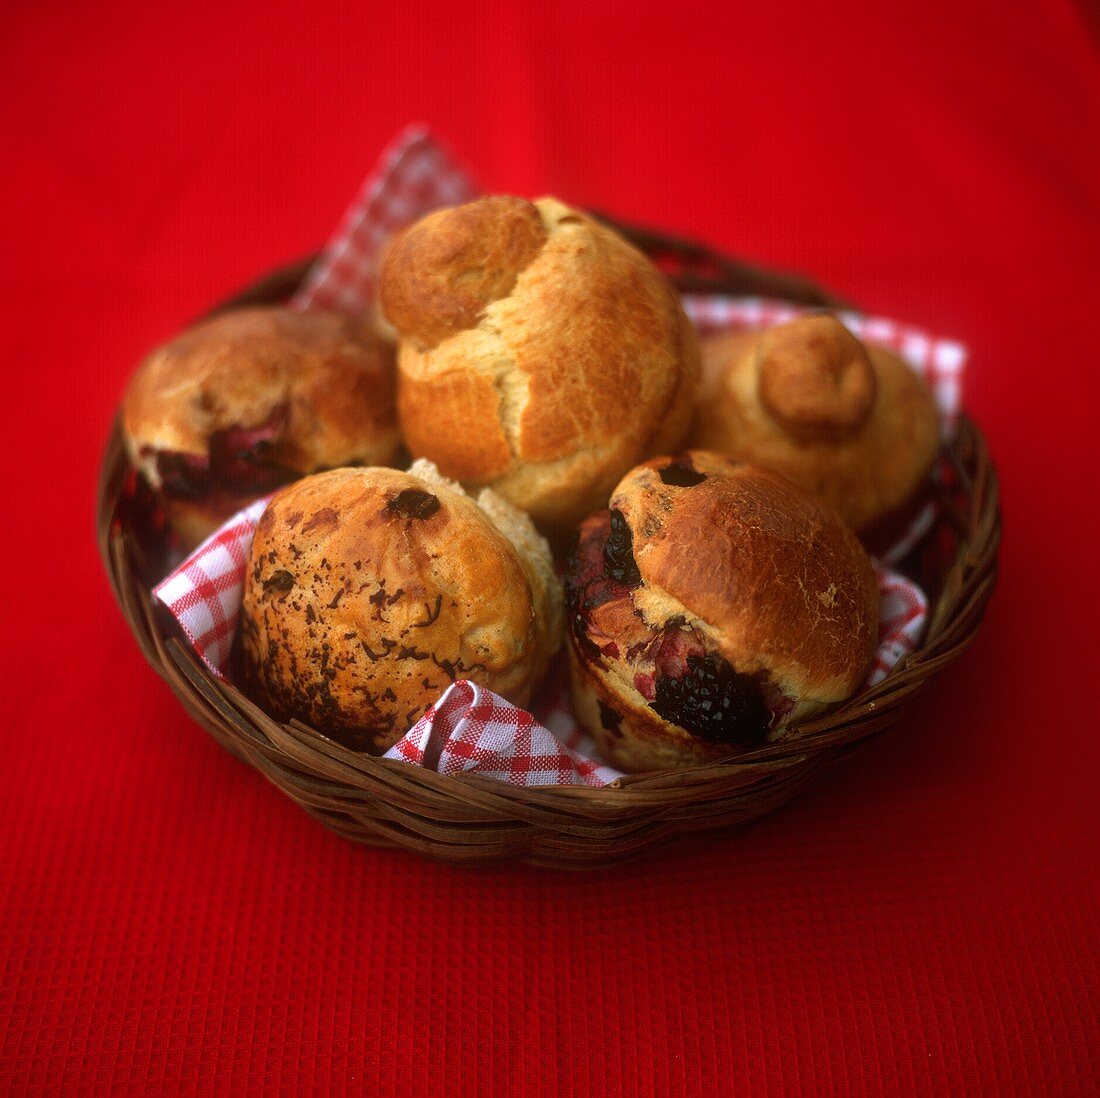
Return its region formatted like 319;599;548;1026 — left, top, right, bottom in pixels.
98;223;1000;868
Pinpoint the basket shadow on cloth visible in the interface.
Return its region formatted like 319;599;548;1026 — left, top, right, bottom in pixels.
97;221;1001;869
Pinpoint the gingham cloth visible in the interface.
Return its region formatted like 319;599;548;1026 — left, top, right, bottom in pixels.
290;125;477;314
153;499;926;789
290;126;964;568
289;127;965;429
151;126;958;788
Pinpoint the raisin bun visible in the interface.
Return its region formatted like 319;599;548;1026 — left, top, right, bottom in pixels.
122;307;399;551
238;460;561;752
692;314;940;548
565;451;879;771
378;195;700;534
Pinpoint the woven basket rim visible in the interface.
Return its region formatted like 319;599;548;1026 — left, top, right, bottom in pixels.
97;227;1001;864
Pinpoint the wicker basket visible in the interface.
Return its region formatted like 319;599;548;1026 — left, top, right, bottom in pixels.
97;221;1001;868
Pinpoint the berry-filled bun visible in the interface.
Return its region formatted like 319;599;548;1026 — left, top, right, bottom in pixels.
122;307;399;550
565;451;879;771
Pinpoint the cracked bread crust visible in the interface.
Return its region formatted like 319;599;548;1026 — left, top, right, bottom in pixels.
238;463;561;753
379;196;700;532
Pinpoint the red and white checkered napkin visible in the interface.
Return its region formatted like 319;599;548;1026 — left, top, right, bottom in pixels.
287;125;967;564
290;125;477;314
384;678;621;788
153;510;926;788
153;498;270;673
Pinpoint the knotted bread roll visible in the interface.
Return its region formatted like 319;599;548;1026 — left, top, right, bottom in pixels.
379;196;700;533
692;314;940;546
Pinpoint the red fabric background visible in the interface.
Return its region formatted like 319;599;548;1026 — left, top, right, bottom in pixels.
3;1;1099;1092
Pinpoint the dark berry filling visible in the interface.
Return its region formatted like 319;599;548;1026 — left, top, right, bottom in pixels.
209;416;288;488
566;510;788;750
149;408;296;501
653;621;699;678
572;614;606;663
598;701;623;736
651;652;771;748
154;450;210;501
386;488;440;520
658;457;707;488
603;507;641;586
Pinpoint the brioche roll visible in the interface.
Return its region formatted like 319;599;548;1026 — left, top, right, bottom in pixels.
693;314;940;547
379;195;700;533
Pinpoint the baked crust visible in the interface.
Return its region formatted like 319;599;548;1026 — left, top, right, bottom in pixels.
380;196;548;348
565;452;879;771
692;315;940;539
122;307;399;548
238;463;561;752
380;196;700;532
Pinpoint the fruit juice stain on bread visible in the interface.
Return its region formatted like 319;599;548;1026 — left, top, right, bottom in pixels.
238;460;561;752
693;314;940;549
565;451;879;771
122;307;399;550
379;195;700;535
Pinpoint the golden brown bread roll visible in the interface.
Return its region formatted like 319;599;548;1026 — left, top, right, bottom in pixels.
238;460;561;752
692;314;940;546
565;451;879;771
122;307;399;550
378;195;700;533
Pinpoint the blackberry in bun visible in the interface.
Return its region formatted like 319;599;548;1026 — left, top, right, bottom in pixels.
565;452;879;771
692;314;940;549
239;460;561;753
122;307;398;550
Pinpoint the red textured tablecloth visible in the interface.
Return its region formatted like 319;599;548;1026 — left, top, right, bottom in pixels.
3;2;1099;1092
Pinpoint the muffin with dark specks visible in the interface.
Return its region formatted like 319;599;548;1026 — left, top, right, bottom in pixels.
239;460;561;751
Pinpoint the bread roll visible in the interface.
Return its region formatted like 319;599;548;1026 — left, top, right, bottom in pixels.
565;451;879;771
239;461;561;752
379;195;700;533
122;307;398;549
692;314;940;546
